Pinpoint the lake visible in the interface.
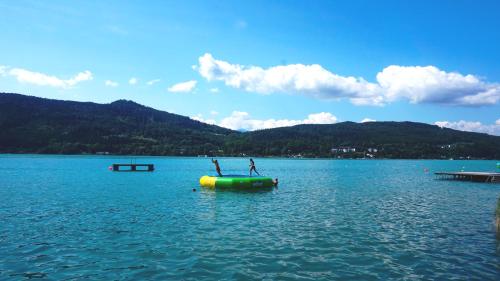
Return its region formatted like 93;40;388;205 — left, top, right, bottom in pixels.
1;155;499;280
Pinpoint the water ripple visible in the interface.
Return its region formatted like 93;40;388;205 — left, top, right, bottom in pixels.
1;156;500;280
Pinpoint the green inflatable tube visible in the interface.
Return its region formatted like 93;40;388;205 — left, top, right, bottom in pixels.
200;175;275;189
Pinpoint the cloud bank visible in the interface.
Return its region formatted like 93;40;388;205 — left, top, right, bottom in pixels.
192;109;499;135
168;80;197;93
1;66;93;88
435;120;500;136
197;53;500;106
192;111;337;131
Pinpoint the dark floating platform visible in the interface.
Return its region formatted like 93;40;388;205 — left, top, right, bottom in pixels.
435;172;500;183
111;164;154;172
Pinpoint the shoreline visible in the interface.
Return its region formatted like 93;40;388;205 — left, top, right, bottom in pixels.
0;153;497;161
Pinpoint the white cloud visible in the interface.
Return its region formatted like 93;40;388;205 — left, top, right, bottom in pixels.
147;79;160;85
435;120;500;136
167;80;197;93
129;77;138;85
209;87;219;93
376;65;500;105
300;112;338;125
0;65;6;76
361;118;376;123
210;110;218;116
197;53;383;105
65;71;93;86
191;114;216;125
197;53;500;106
5;66;92;88
104;80;118;87
193;111;337;131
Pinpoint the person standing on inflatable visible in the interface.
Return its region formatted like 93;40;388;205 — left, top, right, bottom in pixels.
249;158;260;176
212;158;223;177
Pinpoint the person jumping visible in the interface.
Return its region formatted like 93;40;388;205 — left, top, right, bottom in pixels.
212;158;223;177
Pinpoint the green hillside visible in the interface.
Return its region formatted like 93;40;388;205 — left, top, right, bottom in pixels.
1;93;499;159
227;122;500;158
0;93;234;155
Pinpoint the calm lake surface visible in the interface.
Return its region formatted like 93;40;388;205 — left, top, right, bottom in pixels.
1;155;499;280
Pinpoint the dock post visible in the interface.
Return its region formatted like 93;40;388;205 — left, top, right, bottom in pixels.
496;197;500;236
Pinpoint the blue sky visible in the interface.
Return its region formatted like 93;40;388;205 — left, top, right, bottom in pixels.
1;0;499;134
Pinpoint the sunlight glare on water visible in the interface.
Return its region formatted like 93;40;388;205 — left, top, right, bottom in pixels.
0;155;499;280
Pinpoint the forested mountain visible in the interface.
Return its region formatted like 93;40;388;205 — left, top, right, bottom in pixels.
0;93;234;155
1;93;499;159
228;122;500;159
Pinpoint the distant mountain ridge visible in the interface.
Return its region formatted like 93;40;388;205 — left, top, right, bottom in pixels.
230;121;500;158
0;93;234;155
1;92;499;159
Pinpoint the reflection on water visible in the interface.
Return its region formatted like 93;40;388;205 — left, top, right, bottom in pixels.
0;155;499;280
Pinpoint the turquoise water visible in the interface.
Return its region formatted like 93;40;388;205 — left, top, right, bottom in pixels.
1;155;499;280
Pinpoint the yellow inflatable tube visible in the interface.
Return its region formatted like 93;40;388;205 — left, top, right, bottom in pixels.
199;175;275;189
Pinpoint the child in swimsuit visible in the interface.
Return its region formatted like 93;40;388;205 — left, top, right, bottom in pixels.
212;158;222;177
249;158;260;176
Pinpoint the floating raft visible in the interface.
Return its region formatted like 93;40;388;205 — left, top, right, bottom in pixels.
111;164;154;172
200;175;275;189
435;172;500;183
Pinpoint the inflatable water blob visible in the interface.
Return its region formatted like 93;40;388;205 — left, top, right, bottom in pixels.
199;175;275;189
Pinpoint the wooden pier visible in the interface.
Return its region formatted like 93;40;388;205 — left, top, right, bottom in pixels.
111;164;154;172
435;172;500;183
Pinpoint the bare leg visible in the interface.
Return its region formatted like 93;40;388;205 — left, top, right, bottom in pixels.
250;166;259;176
